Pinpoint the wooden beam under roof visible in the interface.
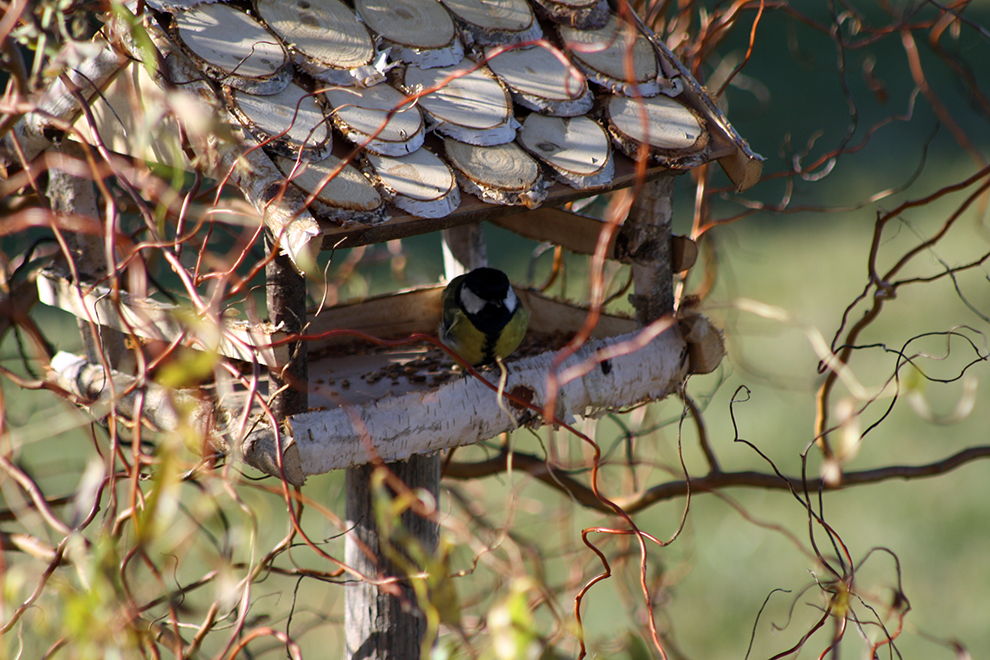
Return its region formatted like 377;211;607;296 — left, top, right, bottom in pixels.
316;138;735;249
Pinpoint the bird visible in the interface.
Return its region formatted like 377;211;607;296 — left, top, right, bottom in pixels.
439;267;529;366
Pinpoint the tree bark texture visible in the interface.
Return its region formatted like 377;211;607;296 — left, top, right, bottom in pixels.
265;234;309;418
621;174;675;324
46;142;128;368
345;454;441;659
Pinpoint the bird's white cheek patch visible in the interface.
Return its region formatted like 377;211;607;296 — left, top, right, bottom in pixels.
459;285;486;315
504;287;518;312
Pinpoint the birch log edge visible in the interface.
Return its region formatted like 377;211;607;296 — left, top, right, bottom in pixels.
224;82;334;161
0;44;126;168
274;155;389;226
324;83;425;156
364;149;461;219
45;143;128;369
605;93;710;169
485;45;593;117
169;2;292;94
46;352;307;485
440;0;543;46
35;266;291;367
637;21;765;191
49;351;214;438
402;60;519;146
530;0;609;29
623;174;675;324
443;138;549;208
558;14;661;96
517;114;613;189
284;324;688;476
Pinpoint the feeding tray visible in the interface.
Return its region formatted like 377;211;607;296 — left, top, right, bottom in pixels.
262;284;695;479
300;285;639;408
37;266;719;482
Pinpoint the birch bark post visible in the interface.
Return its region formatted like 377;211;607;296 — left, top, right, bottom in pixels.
342;228;485;659
623;175;676;325
265;235;309;420
344;455;441;659
46;141;128;370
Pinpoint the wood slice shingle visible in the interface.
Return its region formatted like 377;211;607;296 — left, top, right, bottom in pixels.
517;114;612;189
604;93;710;168
559;13;662;97
324;83;425;156
225;82;333;160
402;59;519;146
170;3;292;95
256;0;376;86
364;148;461;219
443;137;548;208
485;45;593;117
275;155;388;225
439;0;543;46
355;0;464;69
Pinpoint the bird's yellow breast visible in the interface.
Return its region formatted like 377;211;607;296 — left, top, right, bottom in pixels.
442;309;490;367
491;305;529;362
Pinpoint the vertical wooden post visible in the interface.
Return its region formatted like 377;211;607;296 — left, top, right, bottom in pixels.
265;235;308;419
622;175;676;324
47;141;128;369
441;223;488;274
344;455;441;659
344;224;485;659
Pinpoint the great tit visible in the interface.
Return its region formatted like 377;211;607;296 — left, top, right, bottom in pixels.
439;267;529;366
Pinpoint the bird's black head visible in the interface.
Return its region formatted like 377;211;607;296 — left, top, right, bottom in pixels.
462;267;510;303
457;267;516;330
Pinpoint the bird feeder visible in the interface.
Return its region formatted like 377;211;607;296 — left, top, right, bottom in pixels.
11;0;762;655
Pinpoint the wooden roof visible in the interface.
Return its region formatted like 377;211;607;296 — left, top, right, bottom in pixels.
65;0;761;264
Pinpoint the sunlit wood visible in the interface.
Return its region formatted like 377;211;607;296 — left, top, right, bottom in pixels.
169;3;291;93
517;114;612;188
443;137;547;208
256;0;376;85
364;148;461;218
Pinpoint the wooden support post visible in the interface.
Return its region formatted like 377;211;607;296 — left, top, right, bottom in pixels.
344;223;484;659
621;175;676;324
265;236;308;419
344;454;441;659
441;223;488;274
47;141;129;369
